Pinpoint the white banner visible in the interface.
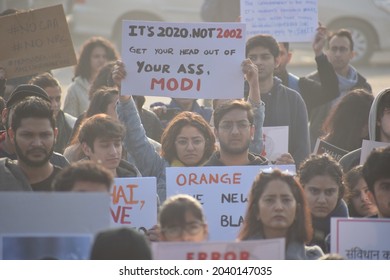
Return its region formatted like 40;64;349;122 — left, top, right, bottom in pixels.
121;21;245;99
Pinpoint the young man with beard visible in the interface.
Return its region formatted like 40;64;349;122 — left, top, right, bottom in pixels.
204;100;268;166
0;84;69;167
0;96;61;191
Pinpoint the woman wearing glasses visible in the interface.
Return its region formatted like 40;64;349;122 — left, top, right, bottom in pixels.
112;59;264;203
158;194;208;242
238;169;324;260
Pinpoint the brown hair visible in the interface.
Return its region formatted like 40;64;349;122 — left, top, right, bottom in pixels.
160;111;216;164
213;99;254;129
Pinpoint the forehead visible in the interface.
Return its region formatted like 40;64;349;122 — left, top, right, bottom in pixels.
72;181;109;192
220;109;249;122
306;175;339;189
94;136;122;143
262;179;293;196
91;46;107;55
247;46;273;56
329;35;351;48
44;86;61;97
17;117;53;131
177;125;203;138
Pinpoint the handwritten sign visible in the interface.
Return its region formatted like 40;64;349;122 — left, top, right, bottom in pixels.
166;165;296;241
330;218;390;260
121;21;245;99
0;5;77;79
0;192;110;259
152;238;285;260
241;0;318;42
261;126;289;161
110;177;157;234
359;139;389;165
313;138;349;162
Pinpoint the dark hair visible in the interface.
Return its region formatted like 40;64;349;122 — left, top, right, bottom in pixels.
29;72;61;90
343;165;365;217
74;37;119;81
280;42;290;52
159;194;206;228
238;169;313;243
246;34;280;58
161;111;216;164
88;61;116;100
328;29;354;51
298;154;345;203
53;160;113;191
90;227;152;260
362;146;390;195
11;96;55;132
376;89;390;140
86;86;118;118
78;114;124;151
322;89;373;151
213;99;254;129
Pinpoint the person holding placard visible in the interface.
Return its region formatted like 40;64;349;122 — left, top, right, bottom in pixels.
344;165;378;217
362;146;390;218
298;154;348;253
238;169;324;260
274;26;340;116
0;96;62;191
158;194;208;242
112;59;265;202
340;88;390;171
63;36;119;118
308;28;372;151
244;34;310;167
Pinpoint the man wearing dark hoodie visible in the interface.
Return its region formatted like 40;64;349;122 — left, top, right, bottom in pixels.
77;113;141;178
340;88;390;172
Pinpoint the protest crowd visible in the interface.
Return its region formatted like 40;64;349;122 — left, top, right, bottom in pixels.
0;0;389;261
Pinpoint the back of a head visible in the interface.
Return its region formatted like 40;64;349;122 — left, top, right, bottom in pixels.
53;160;113;192
90;227;152;260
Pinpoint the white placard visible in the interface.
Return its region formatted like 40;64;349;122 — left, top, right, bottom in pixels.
121;21;245;99
360;139;389;165
166;165;296;241
261;126;289;161
241;0;318;42
152;239;285;260
330;217;390;260
0;192;110;259
110;177;157;233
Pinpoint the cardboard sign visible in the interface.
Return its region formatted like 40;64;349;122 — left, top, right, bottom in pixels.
0;192;110;260
110;177;157;233
152;239;285;260
241;0;318;42
261;126;289;161
0;5;77;79
313;138;349;161
330;218;390;260
166;165;296;241
121;21;245;99
359;139;389;165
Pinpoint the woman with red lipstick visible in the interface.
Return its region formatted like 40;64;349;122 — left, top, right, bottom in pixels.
344;165;378;217
298;154;349;253
238;169;324;260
